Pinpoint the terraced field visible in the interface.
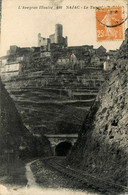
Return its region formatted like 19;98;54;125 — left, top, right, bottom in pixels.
3;67;106;135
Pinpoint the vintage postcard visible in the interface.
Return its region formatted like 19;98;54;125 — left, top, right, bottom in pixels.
0;0;128;195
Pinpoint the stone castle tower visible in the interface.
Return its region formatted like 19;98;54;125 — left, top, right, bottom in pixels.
55;24;63;44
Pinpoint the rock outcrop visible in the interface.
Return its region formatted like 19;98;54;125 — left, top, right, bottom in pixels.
0;79;52;162
68;30;128;188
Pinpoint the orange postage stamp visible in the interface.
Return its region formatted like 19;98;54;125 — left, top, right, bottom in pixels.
96;7;124;41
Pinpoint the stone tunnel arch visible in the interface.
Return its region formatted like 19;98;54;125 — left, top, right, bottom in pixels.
55;141;72;156
44;134;78;156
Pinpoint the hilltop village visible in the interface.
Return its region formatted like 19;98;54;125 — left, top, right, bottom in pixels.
0;24;121;135
1;24;117;80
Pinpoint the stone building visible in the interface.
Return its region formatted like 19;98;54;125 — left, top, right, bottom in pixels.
38;33;51;47
70;53;77;66
7;45;19;55
40;51;51;58
103;49;118;71
57;57;70;65
91;55;101;66
103;60;114;71
49;34;55;43
1;57;8;66
1;62;23;80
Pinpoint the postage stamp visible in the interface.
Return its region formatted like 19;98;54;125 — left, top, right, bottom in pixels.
96;7;124;41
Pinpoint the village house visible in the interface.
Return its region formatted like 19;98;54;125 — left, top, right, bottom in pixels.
91;55;101;66
70;53;77;66
96;45;107;56
103;49;118;71
104;60;114;71
40;51;51;58
57;57;70;65
1;62;23;80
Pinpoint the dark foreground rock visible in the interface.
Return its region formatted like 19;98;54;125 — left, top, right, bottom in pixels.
0;79;52;163
0;160;27;186
68;29;128;191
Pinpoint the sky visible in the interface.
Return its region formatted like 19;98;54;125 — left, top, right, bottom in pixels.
0;0;127;56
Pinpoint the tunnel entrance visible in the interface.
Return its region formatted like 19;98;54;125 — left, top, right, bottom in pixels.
55;141;72;156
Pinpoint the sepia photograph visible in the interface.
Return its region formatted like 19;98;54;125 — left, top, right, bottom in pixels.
0;0;128;194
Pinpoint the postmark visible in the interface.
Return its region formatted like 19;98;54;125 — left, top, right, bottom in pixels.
96;7;124;41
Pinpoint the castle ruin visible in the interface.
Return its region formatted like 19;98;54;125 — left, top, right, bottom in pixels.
38;24;68;48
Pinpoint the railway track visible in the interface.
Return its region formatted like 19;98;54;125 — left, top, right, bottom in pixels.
43;156;128;194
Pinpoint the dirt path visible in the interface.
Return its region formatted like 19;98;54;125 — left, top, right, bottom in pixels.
25;160;37;187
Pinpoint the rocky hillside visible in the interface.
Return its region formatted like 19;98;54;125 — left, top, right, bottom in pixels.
0;79;52;162
68;30;128;188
